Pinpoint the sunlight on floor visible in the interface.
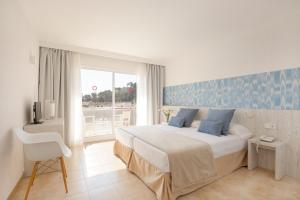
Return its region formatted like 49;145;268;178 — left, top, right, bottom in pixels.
82;142;126;177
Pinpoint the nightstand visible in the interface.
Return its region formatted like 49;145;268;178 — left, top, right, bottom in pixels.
248;137;286;180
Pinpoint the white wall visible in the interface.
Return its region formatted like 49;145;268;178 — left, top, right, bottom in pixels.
0;0;38;199
40;41;155;65
80;53;145;74
165;1;300;86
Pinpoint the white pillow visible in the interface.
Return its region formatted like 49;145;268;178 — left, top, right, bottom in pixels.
191;120;201;128
229;123;253;139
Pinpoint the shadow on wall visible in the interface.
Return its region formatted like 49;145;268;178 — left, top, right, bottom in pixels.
0;129;24;200
24;98;34;124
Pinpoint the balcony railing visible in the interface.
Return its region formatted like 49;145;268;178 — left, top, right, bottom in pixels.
82;106;136;138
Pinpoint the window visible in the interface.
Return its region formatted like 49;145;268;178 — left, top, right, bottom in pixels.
81;69;136;142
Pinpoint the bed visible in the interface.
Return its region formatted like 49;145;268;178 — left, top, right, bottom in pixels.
114;124;252;200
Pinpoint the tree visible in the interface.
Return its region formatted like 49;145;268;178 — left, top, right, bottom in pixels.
97;90;112;102
91;93;97;102
82;81;137;105
127;82;136;103
82;94;92;102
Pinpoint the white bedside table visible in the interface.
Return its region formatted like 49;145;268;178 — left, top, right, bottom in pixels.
248;137;286;180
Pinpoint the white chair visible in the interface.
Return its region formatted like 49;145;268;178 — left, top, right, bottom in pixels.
14;128;72;200
122;110;131;126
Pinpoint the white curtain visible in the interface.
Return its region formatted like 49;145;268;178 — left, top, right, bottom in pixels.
39;47;83;146
143;64;165;125
136;63;147;125
67;53;83;146
136;63;165;125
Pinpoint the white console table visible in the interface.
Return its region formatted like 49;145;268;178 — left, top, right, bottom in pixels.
24;118;64;139
23;118;64;176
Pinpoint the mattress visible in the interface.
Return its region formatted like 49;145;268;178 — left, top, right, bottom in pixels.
115;127;135;148
115;125;180;148
117;124;252;172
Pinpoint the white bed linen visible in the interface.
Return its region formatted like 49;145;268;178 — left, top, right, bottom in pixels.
115;128;135;148
117;125;252;172
115;125;182;148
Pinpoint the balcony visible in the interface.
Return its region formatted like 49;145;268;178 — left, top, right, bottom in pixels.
82;106;136;138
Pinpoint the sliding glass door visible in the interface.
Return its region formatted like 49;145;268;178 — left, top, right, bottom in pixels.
114;73;136;129
81;69;136;142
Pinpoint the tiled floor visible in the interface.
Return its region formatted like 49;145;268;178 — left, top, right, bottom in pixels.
10;141;300;200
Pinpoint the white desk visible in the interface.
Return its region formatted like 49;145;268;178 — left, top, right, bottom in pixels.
23;118;64;176
24;118;64;139
248;137;286;180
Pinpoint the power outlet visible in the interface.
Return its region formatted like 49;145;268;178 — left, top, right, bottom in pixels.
264;123;277;130
29;54;35;65
271;124;277;129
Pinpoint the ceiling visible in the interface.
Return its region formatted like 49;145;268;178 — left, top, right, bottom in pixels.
19;0;300;64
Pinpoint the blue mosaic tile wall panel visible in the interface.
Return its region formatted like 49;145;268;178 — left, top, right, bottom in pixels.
163;67;300;110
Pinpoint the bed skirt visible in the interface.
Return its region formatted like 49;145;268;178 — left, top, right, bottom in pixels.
113;140;133;165
114;140;247;200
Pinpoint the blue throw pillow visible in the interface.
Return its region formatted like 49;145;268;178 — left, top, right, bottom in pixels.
168;116;185;128
206;109;235;135
198;120;224;136
176;108;198;127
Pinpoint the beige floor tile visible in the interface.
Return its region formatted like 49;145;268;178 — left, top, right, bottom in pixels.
66;169;85;182
65;158;83;171
67;180;88;196
66;192;90;200
108;172;137;185
89;185;122;200
86;174;112;190
30;194;67;200
10;141;300;200
123;192;156;200
83;163;126;178
115;177;152;198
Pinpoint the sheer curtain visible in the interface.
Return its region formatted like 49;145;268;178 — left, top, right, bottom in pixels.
146;64;165;124
67;53;83;146
136;63;147;125
39;47;83;146
136;63;165;125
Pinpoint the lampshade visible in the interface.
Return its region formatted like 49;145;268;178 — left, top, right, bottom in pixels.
50;102;55;119
44;100;55;119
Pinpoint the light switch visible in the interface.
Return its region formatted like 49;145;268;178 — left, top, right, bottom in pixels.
29;52;35;65
264;123;276;130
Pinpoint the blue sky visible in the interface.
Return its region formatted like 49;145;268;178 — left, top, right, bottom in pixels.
81;69;136;95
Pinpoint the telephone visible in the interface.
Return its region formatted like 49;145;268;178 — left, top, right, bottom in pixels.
259;135;275;143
